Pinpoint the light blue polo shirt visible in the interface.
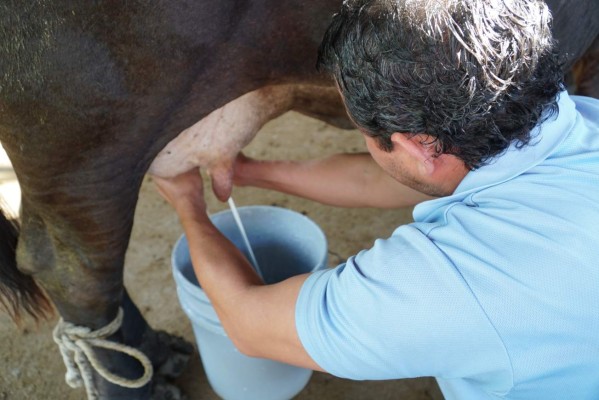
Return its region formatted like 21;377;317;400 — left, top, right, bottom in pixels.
296;92;599;399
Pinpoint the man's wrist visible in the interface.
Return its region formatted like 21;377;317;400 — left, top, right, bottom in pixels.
234;159;255;187
175;200;209;222
237;159;276;188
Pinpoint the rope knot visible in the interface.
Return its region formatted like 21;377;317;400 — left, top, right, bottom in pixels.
52;307;153;400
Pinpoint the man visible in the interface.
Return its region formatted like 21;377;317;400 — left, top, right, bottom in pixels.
154;0;599;398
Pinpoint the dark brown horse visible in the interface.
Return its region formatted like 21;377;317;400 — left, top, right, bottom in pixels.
1;1;598;399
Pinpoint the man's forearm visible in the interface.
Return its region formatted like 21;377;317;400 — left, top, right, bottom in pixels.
177;207;320;370
236;153;432;208
179;209;263;324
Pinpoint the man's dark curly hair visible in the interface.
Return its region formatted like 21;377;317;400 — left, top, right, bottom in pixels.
317;0;565;169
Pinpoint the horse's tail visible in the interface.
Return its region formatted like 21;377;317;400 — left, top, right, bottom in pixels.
0;205;52;322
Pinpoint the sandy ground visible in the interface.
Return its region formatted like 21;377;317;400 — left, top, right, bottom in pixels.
0;112;443;400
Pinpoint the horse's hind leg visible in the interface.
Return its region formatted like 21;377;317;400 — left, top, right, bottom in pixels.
6;145;191;399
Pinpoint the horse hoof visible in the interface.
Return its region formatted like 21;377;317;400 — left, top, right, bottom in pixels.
151;376;188;400
154;331;195;379
94;330;194;399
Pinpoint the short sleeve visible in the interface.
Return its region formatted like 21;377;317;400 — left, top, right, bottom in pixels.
295;225;512;391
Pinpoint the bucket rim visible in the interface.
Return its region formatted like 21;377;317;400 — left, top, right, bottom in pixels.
171;205;328;290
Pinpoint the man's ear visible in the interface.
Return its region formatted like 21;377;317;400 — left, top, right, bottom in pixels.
390;132;436;174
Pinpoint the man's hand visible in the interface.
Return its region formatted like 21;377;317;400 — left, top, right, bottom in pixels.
232;152;255;187
153;169;207;218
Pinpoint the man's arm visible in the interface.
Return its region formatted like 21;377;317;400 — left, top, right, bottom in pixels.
234;152;433;208
154;170;322;370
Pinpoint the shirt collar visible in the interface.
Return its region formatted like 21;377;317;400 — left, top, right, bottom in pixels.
413;91;576;222
455;90;576;194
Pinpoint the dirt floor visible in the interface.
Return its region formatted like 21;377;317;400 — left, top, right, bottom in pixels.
0;112;444;399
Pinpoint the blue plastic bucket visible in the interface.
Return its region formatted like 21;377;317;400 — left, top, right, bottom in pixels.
172;206;328;400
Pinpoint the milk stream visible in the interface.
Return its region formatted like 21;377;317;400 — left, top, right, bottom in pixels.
227;197;265;282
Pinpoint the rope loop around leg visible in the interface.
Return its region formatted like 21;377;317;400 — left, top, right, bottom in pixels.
52;307;154;400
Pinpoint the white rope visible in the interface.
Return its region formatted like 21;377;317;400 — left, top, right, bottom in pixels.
52;307;154;400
